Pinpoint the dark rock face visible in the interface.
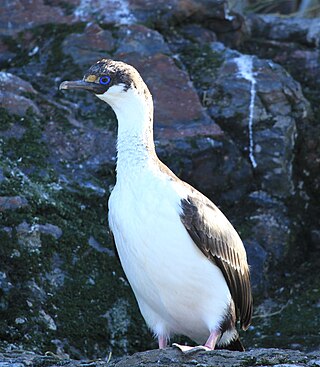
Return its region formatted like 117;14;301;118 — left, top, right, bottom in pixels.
0;0;319;359
243;12;320;278
181;46;309;284
203;51;305;199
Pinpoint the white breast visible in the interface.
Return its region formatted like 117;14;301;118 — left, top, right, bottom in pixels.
108;165;231;343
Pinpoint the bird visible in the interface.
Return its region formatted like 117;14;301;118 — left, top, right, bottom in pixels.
59;59;253;353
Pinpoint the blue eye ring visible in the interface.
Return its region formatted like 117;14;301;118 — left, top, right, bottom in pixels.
99;76;111;85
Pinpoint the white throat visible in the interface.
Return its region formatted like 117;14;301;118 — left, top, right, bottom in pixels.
97;85;156;178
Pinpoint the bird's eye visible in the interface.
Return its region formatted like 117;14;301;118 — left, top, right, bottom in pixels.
99;76;111;85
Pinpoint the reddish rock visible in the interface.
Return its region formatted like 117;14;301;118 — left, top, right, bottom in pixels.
120;53;207;127
0;0;71;36
0;92;39;116
0;196;28;211
62;24;211;132
43;121;116;168
62;23;115;66
72;0;228;25
156;123;222;140
0;0;229;35
0;72;37;95
0;72;40;116
0;0;244;48
56;23;250;204
116;24;170;56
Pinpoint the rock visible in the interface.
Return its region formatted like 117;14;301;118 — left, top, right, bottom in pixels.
0;0;247;50
0;348;319;367
0;72;40;116
245;15;320;88
247;15;320;47
121;52;206;126
0;91;36;116
116;25;171;57
56;24;251;206
195;46;308;199
0;72;37;95
88;236;115;256
0;39;16;64
16;222;42;253
0;0;71;36
238;190;293;290
173;38;312;280
177;23;218;45
43;119;117;175
62;23;115;67
0;0;234;36
0;197;28;211
310;230;320;251
243;13;320;255
108;348;320;367
249;204;290;260
113;26;253;203
0;272;13;293
36;223;63;239
72;0;229;27
244;239;268;292
0;0;319;358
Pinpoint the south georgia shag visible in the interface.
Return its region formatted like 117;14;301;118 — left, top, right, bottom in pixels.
59;59;253;353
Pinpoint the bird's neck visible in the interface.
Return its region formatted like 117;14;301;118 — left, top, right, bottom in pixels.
108;88;158;179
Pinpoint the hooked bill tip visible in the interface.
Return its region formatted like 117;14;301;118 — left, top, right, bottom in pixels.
59;81;69;90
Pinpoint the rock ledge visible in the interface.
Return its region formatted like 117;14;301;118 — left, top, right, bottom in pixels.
1;348;319;367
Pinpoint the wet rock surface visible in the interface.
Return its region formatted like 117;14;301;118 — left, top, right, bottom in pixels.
0;0;319;359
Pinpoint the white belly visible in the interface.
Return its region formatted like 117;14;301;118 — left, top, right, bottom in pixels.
108;180;231;343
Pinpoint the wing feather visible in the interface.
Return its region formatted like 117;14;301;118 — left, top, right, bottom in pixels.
180;194;253;330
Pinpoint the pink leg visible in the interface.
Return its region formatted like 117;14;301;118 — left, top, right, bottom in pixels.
204;330;220;350
158;335;167;349
173;329;220;354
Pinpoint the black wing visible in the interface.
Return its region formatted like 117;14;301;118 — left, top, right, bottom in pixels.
180;193;253;330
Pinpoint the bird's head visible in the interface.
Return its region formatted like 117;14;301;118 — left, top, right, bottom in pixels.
59;59;151;111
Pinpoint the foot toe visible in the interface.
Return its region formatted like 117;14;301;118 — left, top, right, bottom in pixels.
172;343;211;354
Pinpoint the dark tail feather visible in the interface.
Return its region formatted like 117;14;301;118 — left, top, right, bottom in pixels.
218;337;245;352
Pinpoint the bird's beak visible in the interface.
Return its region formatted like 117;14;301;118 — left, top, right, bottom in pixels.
59;80;105;94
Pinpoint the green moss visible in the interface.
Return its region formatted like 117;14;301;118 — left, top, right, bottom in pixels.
179;43;224;90
0;141;153;356
76;98;117;130
242;259;320;350
5;23;84;69
0;110;48;173
0;108;17;131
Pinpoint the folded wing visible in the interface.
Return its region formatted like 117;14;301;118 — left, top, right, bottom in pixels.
180;193;253;330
